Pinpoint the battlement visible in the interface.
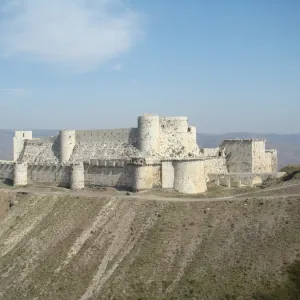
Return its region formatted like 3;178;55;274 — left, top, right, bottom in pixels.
3;114;278;194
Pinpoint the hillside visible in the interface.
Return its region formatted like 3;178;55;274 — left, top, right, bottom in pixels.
1;130;300;168
0;185;299;300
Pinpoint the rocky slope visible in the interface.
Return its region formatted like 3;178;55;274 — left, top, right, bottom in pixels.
0;189;299;300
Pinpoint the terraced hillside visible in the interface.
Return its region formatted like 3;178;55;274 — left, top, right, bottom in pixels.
0;186;299;300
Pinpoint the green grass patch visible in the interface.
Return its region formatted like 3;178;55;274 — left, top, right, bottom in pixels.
279;165;300;182
253;259;300;300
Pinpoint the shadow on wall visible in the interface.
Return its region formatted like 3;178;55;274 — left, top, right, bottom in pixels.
2;178;13;186
129;128;139;147
27;165;71;188
85;164;133;191
116;166;133;190
17;142;27;163
51;136;61;161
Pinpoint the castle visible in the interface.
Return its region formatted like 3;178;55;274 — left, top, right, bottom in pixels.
0;114;278;194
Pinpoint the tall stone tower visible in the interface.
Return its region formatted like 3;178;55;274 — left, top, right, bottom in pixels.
60;130;76;163
137;114;160;153
13;131;33;162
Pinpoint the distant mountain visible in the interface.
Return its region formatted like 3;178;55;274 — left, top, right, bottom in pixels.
0;130;299;169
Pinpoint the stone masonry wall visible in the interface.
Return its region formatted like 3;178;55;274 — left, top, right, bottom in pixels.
16;116;201;164
204;157;228;176
70;142;140;162
20;137;60;164
76;129;138;145
70;129;140;162
265;150;278;173
201;147;220;157
252;140;266;173
173;159;207;194
27;164;70;187
221;140;253;173
13;131;33;161
27;164;71;187
161;161;174;188
84;163;133;189
159;117;199;158
132;164;162;191
151;165;161;187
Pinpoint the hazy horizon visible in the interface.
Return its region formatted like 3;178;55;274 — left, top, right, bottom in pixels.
1;128;300;136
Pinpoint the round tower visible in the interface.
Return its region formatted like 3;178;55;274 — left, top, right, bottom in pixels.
14;162;28;186
186;125;197;152
173;159;207;194
71;162;85;190
138;114;160;153
60;130;76;163
131;158;153;192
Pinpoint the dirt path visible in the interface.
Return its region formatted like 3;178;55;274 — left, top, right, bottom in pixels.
2;182;300;203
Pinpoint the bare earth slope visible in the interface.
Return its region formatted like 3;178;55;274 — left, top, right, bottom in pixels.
0;186;300;300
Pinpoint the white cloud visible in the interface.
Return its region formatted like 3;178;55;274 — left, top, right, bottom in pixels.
0;88;30;98
113;63;122;71
0;0;142;73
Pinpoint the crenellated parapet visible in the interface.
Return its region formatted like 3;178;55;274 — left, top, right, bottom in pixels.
89;159;130;167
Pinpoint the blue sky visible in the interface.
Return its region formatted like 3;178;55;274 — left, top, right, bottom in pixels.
0;0;299;133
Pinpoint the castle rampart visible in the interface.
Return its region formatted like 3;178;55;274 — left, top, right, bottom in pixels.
0;115;279;194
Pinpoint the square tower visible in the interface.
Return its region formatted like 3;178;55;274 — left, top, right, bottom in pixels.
221;139;266;173
13;131;33;162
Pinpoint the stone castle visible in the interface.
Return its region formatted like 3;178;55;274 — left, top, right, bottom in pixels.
0;114;278;194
